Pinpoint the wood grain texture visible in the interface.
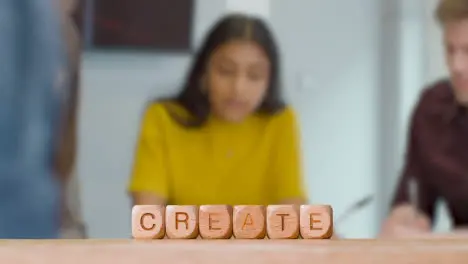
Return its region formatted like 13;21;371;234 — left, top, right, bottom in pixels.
199;205;233;239
266;205;299;239
166;206;199;239
300;205;333;239
0;239;468;264
233;206;266;239
132;205;165;239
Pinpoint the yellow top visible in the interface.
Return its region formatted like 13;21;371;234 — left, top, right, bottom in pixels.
128;102;306;205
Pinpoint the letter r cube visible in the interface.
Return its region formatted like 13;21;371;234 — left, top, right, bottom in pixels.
166;205;199;239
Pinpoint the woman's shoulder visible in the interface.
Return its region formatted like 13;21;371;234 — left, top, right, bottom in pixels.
253;106;300;138
143;100;190;122
262;105;298;125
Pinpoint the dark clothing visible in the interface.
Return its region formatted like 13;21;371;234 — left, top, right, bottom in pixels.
392;79;468;227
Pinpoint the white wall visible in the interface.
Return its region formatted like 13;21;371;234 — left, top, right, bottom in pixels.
424;0;448;82
270;0;380;238
79;53;189;238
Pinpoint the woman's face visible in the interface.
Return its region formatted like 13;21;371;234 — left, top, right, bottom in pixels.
205;40;271;122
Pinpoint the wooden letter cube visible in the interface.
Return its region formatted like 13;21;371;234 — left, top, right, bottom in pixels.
233;206;266;239
266;205;299;239
166;205;199;239
131;205;165;239
300;205;333;239
199;205;233;239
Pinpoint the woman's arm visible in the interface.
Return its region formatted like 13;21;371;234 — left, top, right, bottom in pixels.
131;191;167;205
271;107;308;205
128;104;170;207
278;198;307;205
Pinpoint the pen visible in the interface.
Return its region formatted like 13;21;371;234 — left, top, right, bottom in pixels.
408;177;419;220
335;195;374;226
334;194;374;238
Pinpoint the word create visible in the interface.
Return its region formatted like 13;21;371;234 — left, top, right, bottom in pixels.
132;205;333;239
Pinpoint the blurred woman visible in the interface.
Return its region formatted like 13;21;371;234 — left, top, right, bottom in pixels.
128;14;307;206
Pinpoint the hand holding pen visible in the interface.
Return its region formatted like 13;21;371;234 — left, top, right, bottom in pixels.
379;177;431;239
408;177;420;222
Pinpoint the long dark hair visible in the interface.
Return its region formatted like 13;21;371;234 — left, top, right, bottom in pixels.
168;13;285;127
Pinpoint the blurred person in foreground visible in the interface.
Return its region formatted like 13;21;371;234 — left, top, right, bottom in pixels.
128;14;307;206
380;0;468;238
0;0;67;238
55;0;87;239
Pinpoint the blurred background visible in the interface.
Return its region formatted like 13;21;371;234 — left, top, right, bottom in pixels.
30;0;451;238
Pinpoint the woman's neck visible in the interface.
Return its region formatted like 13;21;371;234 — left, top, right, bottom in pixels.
206;112;252;129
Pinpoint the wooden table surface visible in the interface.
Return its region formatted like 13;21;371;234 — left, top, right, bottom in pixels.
0;239;468;264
